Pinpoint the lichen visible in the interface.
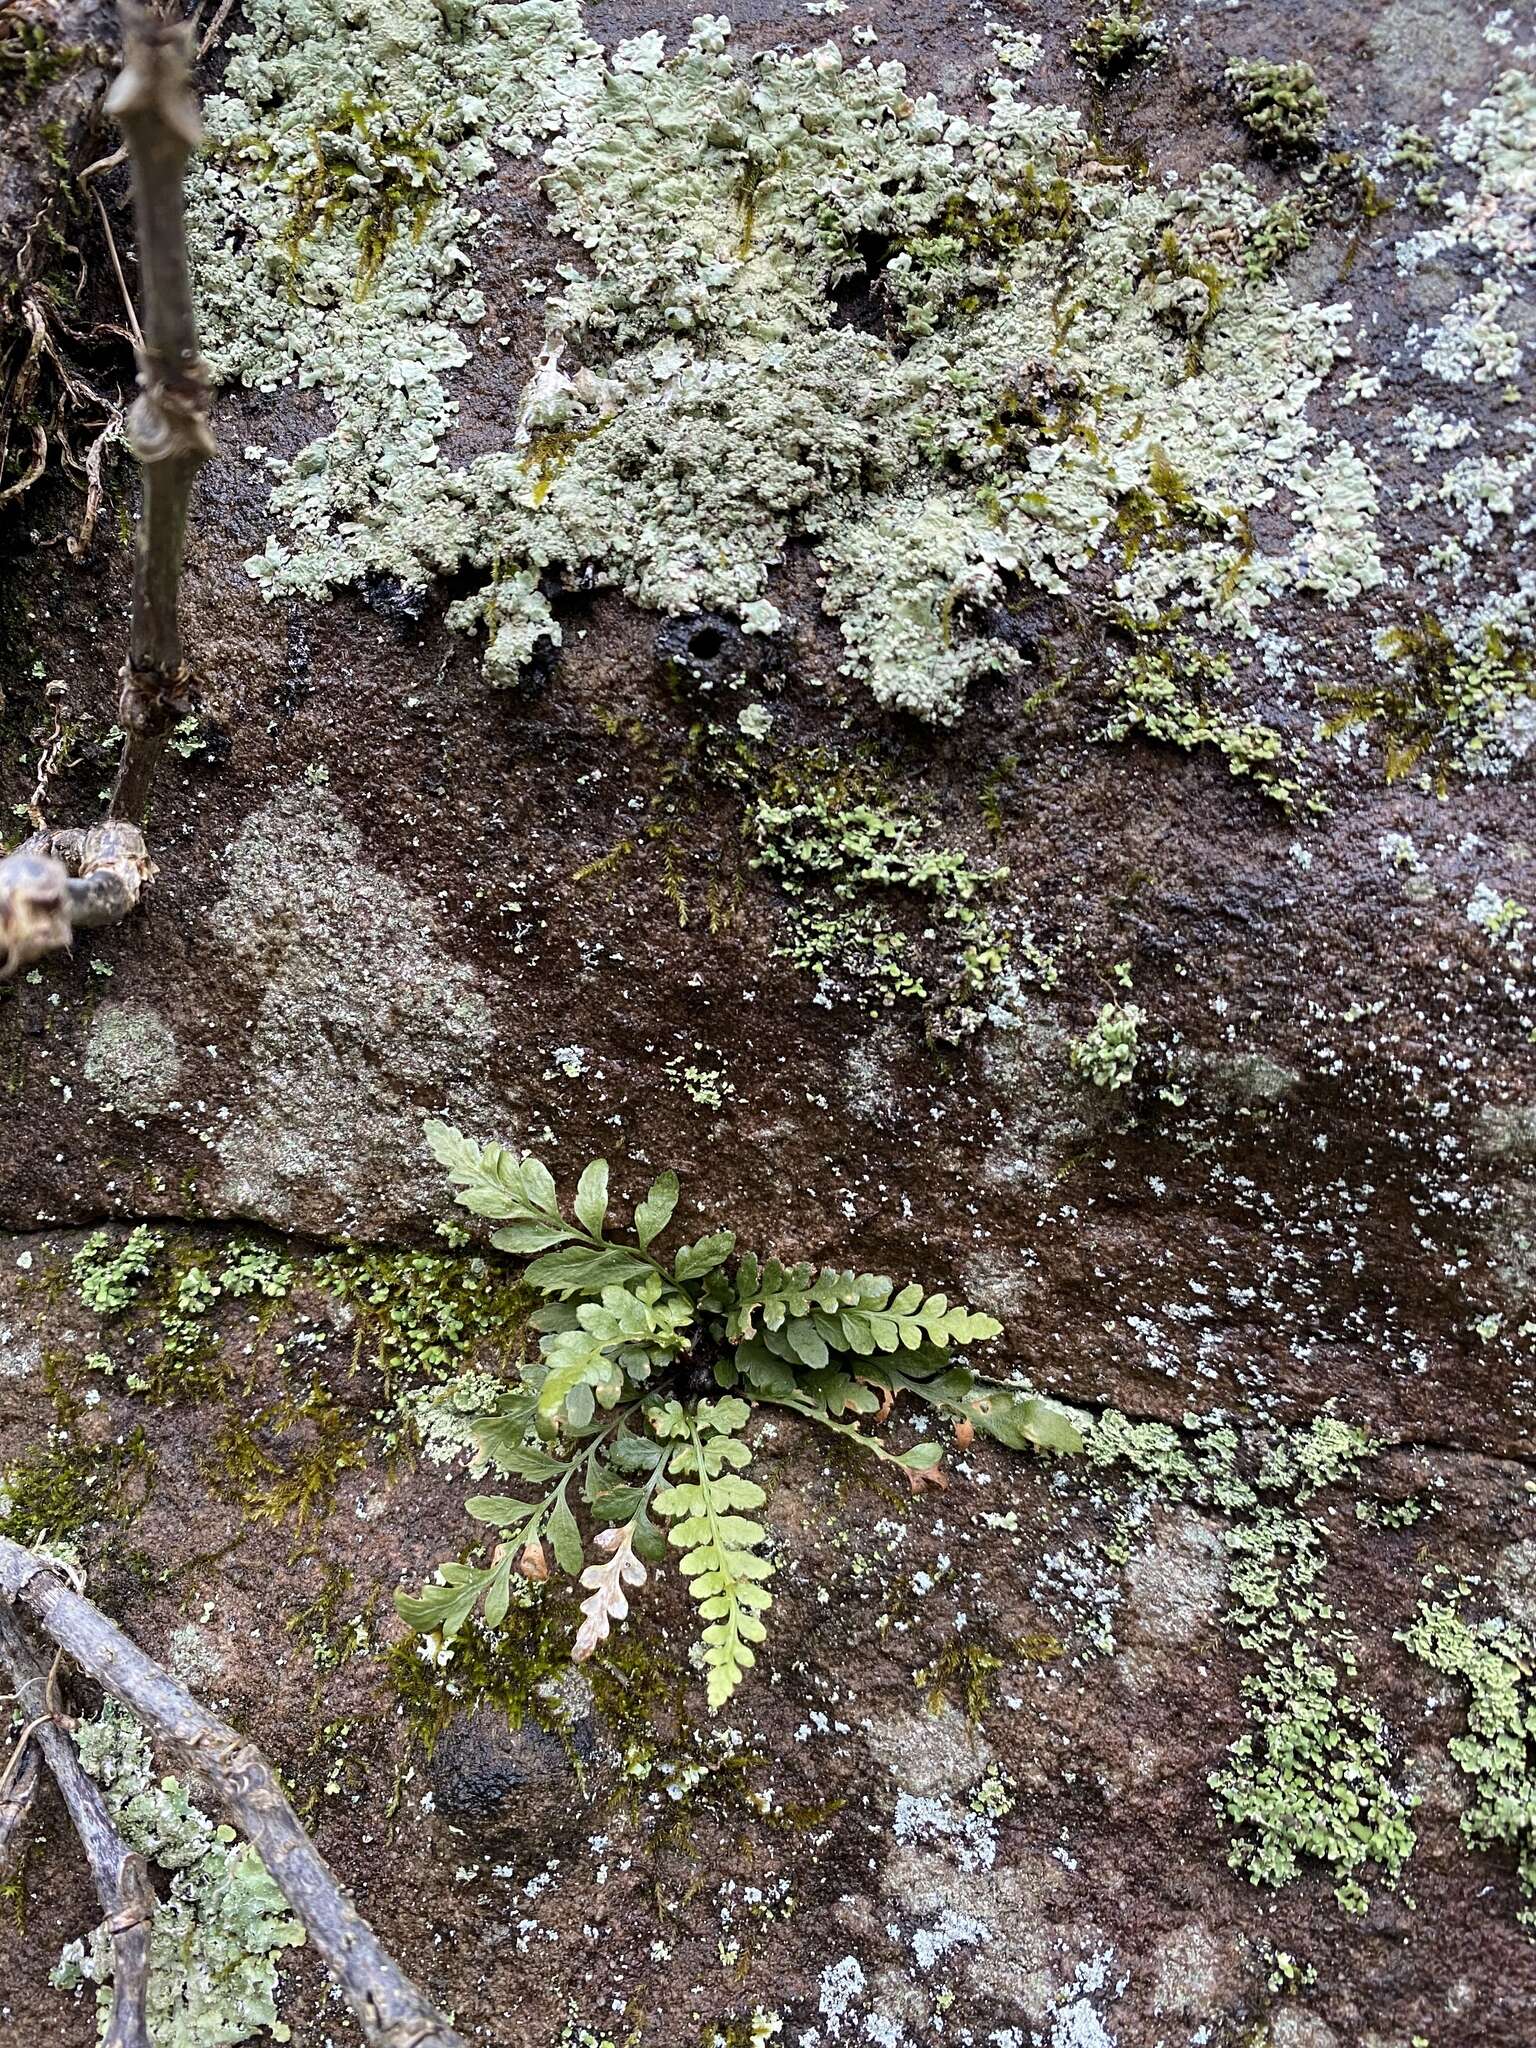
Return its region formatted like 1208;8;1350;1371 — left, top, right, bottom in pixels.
1068;1001;1143;1091
1403;1596;1536;1925
191;6;1386;729
1226;59;1329;157
1102;638;1317;813
746;772;1023;1023
1071;4;1164;80
51;1702;304;2045
1087;1411;1420;1916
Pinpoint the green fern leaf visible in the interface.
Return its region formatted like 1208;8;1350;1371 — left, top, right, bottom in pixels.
653;1408;774;1711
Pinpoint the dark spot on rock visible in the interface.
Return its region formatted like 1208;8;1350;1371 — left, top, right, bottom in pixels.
830;229;894;338
428;1705;599;1850
361;573;427;634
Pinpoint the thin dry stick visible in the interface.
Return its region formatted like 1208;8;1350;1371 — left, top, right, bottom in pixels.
0;1607;154;2048
106;3;216;825
0;6;206;978
0;1537;468;2048
0;1714;44;1884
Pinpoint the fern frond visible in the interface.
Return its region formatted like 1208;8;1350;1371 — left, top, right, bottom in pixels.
653;1403;774;1710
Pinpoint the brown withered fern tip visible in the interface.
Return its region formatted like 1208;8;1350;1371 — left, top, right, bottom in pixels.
0;3;213;979
0;1535;469;2048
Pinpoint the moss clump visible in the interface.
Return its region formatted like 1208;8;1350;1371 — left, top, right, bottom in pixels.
1227;59;1329;157
913;1643;1003;1723
1403;1598;1536;1924
273;90;446;294
0;1423;153;1548
0;18;84;101
312;1239;529;1386
1321;612;1535;789
209;1382;369;1534
1072;4;1163;80
388;1592;762;1820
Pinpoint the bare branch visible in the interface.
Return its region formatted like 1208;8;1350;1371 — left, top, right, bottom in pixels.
0;1607;154;2048
105;2;216;826
0;1538;468;2048
0;822;155;977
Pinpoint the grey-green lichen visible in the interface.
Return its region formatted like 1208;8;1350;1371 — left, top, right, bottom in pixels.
1103;638;1317;813
51;1702;304;2045
1226;59;1329;157
747;780;1022;1023
1071;4;1164;81
190;3;1401;728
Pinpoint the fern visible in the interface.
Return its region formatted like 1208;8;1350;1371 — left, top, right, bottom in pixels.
400;1124;1084;1708
651;1398;773;1708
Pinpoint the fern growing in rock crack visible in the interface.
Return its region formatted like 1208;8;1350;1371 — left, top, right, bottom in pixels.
396;1121;1083;1708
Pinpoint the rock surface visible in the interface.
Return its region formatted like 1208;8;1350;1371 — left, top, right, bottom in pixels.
0;1;1533;2045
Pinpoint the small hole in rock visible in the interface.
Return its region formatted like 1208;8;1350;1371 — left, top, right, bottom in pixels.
689;626;724;660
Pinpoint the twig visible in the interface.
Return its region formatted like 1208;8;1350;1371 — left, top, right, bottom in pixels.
0;1714;44;1887
0;822;155;977
105;3;216;826
0;1537;469;2048
0;1607;154;2048
0;5;212;978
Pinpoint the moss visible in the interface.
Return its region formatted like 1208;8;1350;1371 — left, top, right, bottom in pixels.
1320;612;1535;789
0;1420;153;1548
0;1352;154;1547
311;1239;530;1388
272;90;446;294
389;1592;766;1826
0;19;85;102
912;1643;1003;1724
1227;59;1329;157
208;1382;369;1534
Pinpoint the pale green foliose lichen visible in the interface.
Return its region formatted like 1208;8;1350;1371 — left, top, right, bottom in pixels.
1069;1000;1143;1090
191;3;1399;724
51;1702;304;2045
1403;1597;1536;1924
1089;1412;1420;1916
